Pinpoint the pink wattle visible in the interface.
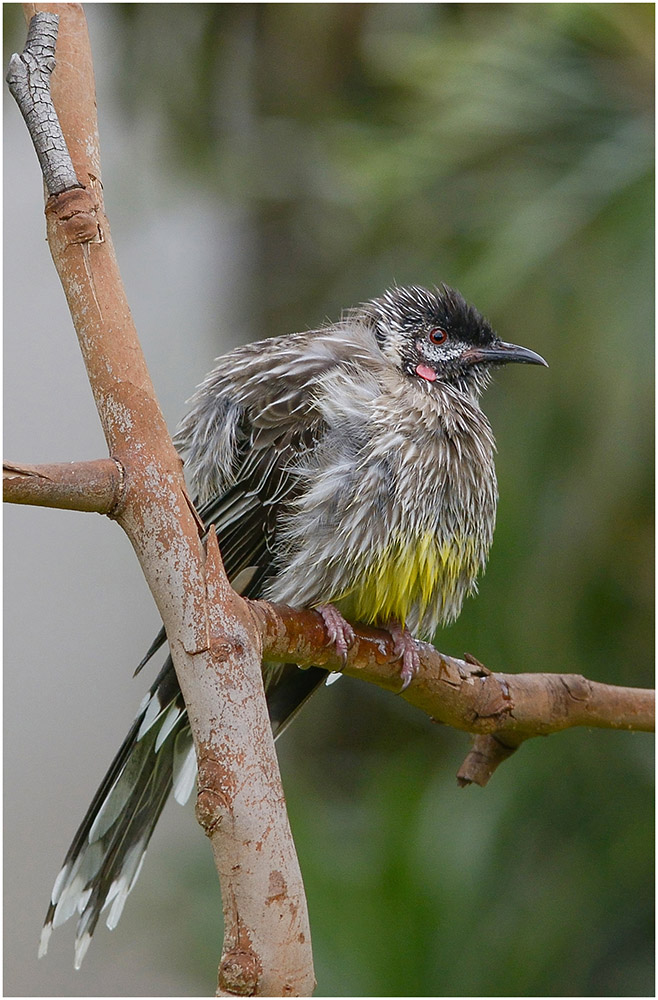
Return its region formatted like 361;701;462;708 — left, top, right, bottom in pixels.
415;363;437;382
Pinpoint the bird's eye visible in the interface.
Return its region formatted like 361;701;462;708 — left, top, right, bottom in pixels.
428;328;448;345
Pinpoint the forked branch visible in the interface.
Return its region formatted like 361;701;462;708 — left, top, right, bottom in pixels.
6;6;314;996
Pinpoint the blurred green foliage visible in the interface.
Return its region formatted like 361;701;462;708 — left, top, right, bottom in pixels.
109;3;654;996
10;3;653;995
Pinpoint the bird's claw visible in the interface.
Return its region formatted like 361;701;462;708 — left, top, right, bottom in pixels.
387;620;420;691
316;604;356;664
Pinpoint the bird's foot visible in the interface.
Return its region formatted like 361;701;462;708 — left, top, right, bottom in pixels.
386;620;420;691
316;604;356;663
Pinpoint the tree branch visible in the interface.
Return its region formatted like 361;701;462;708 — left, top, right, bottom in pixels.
8;6;314;995
3;459;123;513
251;600;654;784
6;11;79;195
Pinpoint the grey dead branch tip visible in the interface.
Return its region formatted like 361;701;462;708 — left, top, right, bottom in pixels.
6;12;80;196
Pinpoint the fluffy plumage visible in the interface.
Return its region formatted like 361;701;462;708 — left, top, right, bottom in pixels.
39;284;546;964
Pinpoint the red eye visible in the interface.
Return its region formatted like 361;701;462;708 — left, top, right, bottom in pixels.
428;328;447;345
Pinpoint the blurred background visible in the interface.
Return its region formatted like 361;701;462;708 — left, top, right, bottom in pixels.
4;3;653;996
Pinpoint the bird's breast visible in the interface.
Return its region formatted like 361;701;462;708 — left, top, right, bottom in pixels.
333;527;484;634
332;384;498;635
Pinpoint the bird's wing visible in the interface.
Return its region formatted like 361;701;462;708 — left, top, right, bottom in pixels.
174;325;379;506
135;333;343;676
197;417;322;598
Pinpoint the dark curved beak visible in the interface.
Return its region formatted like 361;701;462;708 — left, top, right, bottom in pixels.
461;341;548;368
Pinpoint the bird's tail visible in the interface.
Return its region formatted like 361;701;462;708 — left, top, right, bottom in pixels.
39;655;327;967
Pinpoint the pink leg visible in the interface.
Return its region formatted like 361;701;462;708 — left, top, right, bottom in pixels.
385;620;420;691
316;604;356;662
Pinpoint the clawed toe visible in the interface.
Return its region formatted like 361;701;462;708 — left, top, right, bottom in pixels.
386;620;420;691
316;604;356;663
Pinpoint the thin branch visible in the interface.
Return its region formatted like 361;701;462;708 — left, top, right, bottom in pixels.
6;11;80;194
3;459;123;513
457;735;522;788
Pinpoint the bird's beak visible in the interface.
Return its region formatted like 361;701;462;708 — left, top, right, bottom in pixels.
461;341;548;368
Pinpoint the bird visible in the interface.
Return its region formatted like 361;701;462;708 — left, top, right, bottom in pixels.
38;283;547;967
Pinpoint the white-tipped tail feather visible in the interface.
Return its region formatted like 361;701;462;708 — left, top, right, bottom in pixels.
155;705;183;751
38;922;52;960
73;931;91;970
39;658;191;965
172;733;198;806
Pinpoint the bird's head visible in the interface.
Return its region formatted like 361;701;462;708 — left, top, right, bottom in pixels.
361;285;547;395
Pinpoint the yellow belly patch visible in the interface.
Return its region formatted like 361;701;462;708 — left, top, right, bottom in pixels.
331;530;479;628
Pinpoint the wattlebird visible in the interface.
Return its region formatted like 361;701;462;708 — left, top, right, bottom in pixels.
39;284;546;966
